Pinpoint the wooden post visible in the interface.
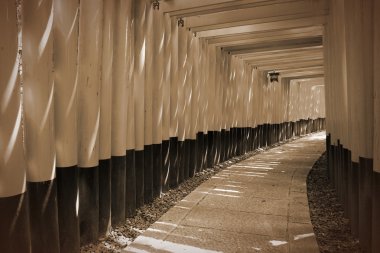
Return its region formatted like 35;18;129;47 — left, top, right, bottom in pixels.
162;13;171;192
134;0;146;207
177;23;188;183
152;6;164;197
0;1;31;252
169;17;179;187
144;1;154;203
53;0;81;250
22;0;60;251
126;0;136;218
77;0;103;244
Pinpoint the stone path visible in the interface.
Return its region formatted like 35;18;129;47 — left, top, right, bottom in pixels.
124;132;326;253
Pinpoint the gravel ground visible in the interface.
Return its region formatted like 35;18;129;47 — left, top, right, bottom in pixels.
307;153;363;253
81;148;267;253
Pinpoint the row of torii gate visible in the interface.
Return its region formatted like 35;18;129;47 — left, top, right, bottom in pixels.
10;0;380;253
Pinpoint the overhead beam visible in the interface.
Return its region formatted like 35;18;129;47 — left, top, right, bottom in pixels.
187;0;328;31
245;56;324;67
196;16;327;38
228;36;322;55
161;0;298;17
238;45;323;59
255;59;324;71
209;28;323;47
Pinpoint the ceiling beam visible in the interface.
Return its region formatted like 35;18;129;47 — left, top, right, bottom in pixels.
227;36;322;55
196;16;326;38
187;0;328;31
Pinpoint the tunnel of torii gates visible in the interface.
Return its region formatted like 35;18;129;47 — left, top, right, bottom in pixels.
0;0;379;252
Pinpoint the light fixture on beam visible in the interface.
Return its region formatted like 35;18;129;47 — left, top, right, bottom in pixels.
152;0;160;10
178;17;184;27
268;71;280;83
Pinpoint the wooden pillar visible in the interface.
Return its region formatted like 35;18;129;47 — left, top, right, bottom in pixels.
207;45;216;166
200;39;208;169
177;23;188;183
192;37;201;173
144;1;154;203
98;0;113;236
344;1;374;251
169;17;179;187
111;0;132;225
152;6;164;197
77;0;103;244
134;0;146;207
162;13;171;192
373;0;380;251
185;30;194;179
126;0;136;218
53;0;81;251
22;0;60;251
0;1;31;252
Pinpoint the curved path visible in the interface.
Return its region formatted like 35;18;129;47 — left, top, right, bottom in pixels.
124;132;326;253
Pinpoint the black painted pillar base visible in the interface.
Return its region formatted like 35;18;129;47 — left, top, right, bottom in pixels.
79;167;99;245
196;133;204;173
161;140;170;193
111;156;126;226
342;149;349;218
99;160;111;236
57;166;80;253
0;193;31;253
203;133;208;170
153;143;162;198
178;140;185;184
144;145;153;204
189;139;197;178
169;137;178;188
126;150;136;218
372;171;380;252
351;161;359;237
359;157;373;252
184;140;191;180
207;132;214;168
135;150;144;208
28;180;60;252
220;130;225;162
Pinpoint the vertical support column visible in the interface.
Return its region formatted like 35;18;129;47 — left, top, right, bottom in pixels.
207;45;216;167
185;30;194;179
77;0;103;244
99;0;113;236
22;0;60;251
200;39;208;170
192;37;201;175
344;1;374;251
0;1;31;252
162;13;171;191
53;0;81;250
152;6;164;198
169;17;179;187
373;0;380;251
112;0;131;225
134;0;146;207
177;23;188;183
126;0;136;218
144;1;154;203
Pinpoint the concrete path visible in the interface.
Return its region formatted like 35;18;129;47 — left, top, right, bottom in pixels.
124;133;326;253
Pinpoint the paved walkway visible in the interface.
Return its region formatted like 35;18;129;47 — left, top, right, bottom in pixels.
124;133;326;253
